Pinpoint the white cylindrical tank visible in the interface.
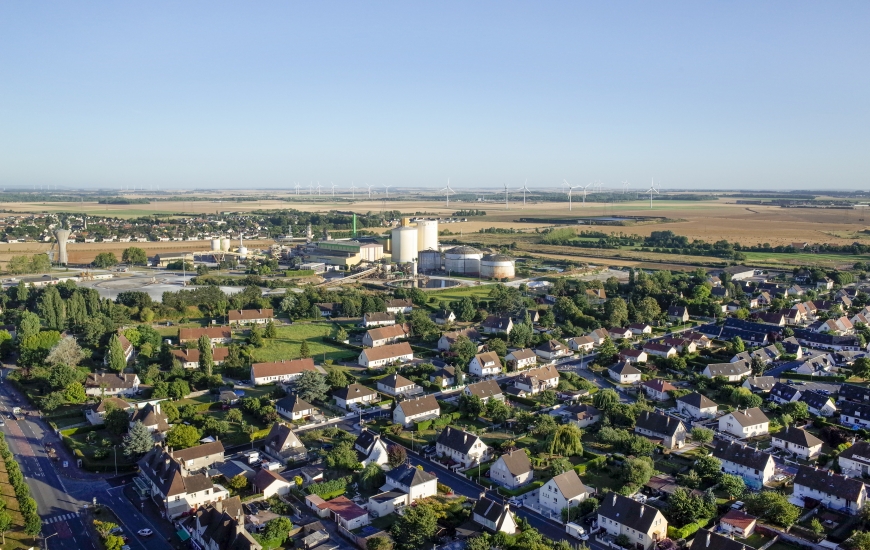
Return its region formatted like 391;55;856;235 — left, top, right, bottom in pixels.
480;254;516;279
211;239;221;251
411;260;418;277
418;249;442;272
238;246;248;258
220;237;231;252
391;226;418;263
416;220;438;252
444;246;482;275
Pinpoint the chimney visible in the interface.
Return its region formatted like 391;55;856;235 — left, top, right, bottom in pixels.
639;505;644;517
612;494;617;506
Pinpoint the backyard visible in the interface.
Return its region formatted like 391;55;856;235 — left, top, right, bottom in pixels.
250;323;359;364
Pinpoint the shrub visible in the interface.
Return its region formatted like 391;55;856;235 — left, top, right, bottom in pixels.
416;420;433;431
667;518;710;540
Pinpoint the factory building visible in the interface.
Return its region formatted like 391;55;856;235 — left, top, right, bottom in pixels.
307;241;384;267
481;254;516;279
444;246;483;275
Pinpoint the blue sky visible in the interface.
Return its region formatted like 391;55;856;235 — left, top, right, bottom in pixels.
1;2;868;191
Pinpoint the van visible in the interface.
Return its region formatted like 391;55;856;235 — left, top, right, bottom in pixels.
565;523;588;541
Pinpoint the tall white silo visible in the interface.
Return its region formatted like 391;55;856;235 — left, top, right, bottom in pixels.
391;226;418;264
416;220;438;252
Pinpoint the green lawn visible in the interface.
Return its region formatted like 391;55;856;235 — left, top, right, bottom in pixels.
250;323;359;363
742;251;870;267
421;285;496;310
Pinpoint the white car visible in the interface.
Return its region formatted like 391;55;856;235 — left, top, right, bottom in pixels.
137;528;153;537
773;474;788;482
508;498;522;507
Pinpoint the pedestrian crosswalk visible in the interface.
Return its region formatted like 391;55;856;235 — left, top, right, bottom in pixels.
44;513;79;524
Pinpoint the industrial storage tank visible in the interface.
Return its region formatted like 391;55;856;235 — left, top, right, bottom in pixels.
480;254;516;279
391;226;418;263
416;220;438;252
418;249;443;272
220;237;231;252
444;245;482;275
211;239;222;251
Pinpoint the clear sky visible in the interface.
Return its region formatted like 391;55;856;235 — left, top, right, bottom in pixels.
1;2;868;191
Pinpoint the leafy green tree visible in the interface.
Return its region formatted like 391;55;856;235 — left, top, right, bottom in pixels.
295;370;330;402
390;499;440;550
123;421;155;456
694;454;723;482
745;491;800;527
457;297;476;322
597;337;618;364
666;487;713;526
486;399;511;424
388;445;407;468
168;379;190;399
593;388;619;412
264;320;277;338
121;247;147;265
636;297;661;323
782;400;810;421
48;364;82;389
731;336;745;353
621;457;654;488
325;441;361;470
509;322;533;348
228;474;248;491
458;392;484;418
198;335;214;376
368;537;393;550
605;298;629;327
852;357;870;379
105;408;130;435
17;310;41;341
38;286;67;331
261;517;293;545
450;336;477;366
161;401;180;423
64;382;87;403
299;340;311;358
539;389;557;407
326;366;351;388
226;408;243;424
850;532;870;550
358;461;386;490
93;252;119;268
41;391;66;411
691;427;714;444
106;334;128;372
249;325;264;347
486;338;507;357
0;510;12;545
14;279;29;303
548;424;584;457
165;424;202;449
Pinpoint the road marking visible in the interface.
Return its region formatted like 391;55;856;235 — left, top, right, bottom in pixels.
44;513;80;524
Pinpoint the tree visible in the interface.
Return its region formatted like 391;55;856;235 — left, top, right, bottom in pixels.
783;400;810;421
745;491;800;527
731;336;745;353
264;320;277;338
325;441;361;470
249;325;264;347
539;389;557;407
93;252;119;268
326;366;351;388
358;461;386;490
198;335;214;376
295;370;330;402
38;286;66;331
299;340;311;358
228;474;249;491
853;357;870;379
105;408;130;435
451;336;478;366
64;381;87;403
17;310;40;340
694;455;722;482
509;322;533;348
41;391;65;411
388;444;407;468
547;424;584;457
691;427;714;444
122;247;147;266
168;379;191;399
636;297;661;323
123;421;155;456
458;392;484;418
0;510;11;545
48;364;82;389
390;499;441;550
597;337;618;364
226;408;243;424
106;334;128;372
666;487;713;526
368;537;393;550
486;399;511;424
487;338;507;357
46;337;86;367
850;532;870;550
593;388;619;412
165;424;202;449
605;298;629;327
262;517;293;545
621;457;654;488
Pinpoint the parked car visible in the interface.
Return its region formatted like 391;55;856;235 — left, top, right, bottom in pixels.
137;529;153;537
731;501;745;510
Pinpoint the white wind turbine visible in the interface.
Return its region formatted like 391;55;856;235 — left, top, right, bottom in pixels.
330;182;336;199
316;182;322;196
622;180;630;194
517;180;531;207
308;181;313;195
563;180;581;211
645;178;659;209
502;183;511;209
439;179;456;208
366;184;374;198
350;182;358;199
294;182;300;195
383;184;392;198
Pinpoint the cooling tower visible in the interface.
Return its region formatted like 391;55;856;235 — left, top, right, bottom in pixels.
55;229;71;265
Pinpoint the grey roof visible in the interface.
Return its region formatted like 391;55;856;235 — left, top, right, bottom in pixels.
437;426;484;455
799;390;835;411
690;529;750;550
354;429;378;452
794;465;865;501
713;441;774;471
744;376;776;392
482;315;512;331
597;492;663;533
370;490;407;504
839;383;870;403
727;407;769;427
549;470;589;499
378;373;415;389
772;426;823;448
333;383;377;401
635;411;685;437
770;382;801;401
473;496;511;526
839;400;870;420
497;450;532;476
705;361;751;377
397;395;439;416
677;392;717;409
465;380;503;400
385;463;437;487
609;362;641;376
276;394;314;413
838;441;870;464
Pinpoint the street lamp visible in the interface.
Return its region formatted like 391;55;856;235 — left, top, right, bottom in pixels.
113;445;118;476
43;532;58;550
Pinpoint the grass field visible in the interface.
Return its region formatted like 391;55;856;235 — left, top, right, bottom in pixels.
250;323;359;363
420;285;496;309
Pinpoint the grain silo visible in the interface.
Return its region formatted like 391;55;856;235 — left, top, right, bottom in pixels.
444;245;482;275
480;254;516;279
211;239;222;251
416;220;438;252
391;226;418;263
220;237;231;252
418;249;443;272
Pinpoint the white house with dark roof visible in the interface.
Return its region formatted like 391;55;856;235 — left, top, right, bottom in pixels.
769;382;802;404
430;366;456;387
629;323;653;336
607;362;642;384
552;404;602;428
376;373;421;397
703;361;751;381
742;376;776;393
838;441;870;477
393;395;440;427
676;392;718;419
276;394;315;421
691;529;750;550
718;407;769;438
85;397;132;425
838;400;870;429
643;343;677;359
799;390;837;417
469;351;503;377
333;383;378;410
489;450;533;489
534;339;570;361
130;402;171;435
667;305;689;323
597;493;667;550
435;426;490;467
642;379;676;401
464;380;504;403
354;429;390;467
538;470;590;514
362;312;396;327
262;422;307;463
713;440;775;488
791;465;867;514
85;372;140;397
620;349;649;364
481;315;513;335
634;411;687;449
505;348;538;371
136;446;230;519
473;497;517;534
771;426;823;460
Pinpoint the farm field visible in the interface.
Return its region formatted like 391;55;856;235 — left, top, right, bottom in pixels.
249;323;358;364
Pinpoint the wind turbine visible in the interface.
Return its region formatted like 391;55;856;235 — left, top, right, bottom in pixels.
502;183;511;209
330;182;336;199
439;179;455;208
563;180;581;211
350;182;358;199
517;180;531;207
622;180;630;194
383;184;392;198
316;182;322;196
645;179;659;209
294;182;300;195
309;181;313;195
366;184;373;198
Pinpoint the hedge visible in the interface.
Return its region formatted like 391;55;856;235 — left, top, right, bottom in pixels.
667;517;711;540
0;433;42;535
416;419;433;431
496;480;544;497
506;395;538;407
60;424;104;436
780;373;847;382
284;270;316;278
307;476;353;499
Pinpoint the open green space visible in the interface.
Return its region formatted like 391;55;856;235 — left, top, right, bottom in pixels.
420;285;496;310
742;250;870;266
250;323;358;363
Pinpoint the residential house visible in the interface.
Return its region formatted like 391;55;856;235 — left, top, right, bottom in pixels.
838;441;870;477
663;338;696;354
799;390;837;417
250;358;317;385
711;287;729;300
323;496;370;531
586;288;607;304
130;403;171;435
702;361;751;381
667;305;690;323
757;292;773;306
554;404;602;428
393;395;440;427
435;310;456;325
642;379;677;402
170;347;229;369
505;349;538;371
136;446;230;519
276;394;315;421
489;450;533;489
732;344;781;365
183;498;260;550
368;464;438;518
588;328;610;345
437;328;480;351
436;426;490;467
643;343;677;359
629;323;653;336
817;277;835;290
634;411;687;449
839;383;870;403
482;315;513;335
607;362;642;384
228;308;273;325
683;332;713;349
839;400;870;429
430;366;457;387
742;376;776;393
333;384;379;410
469;351;503;377
534;339;570;361
377;374;422;397
262;423;307;464
514;365;560;395
178;327;232;345
769;382;802;405
85;397;131;425
676;392;718;419
538;470;590;514
253;469;293;498
473;497;517;535
608;327;633;341
771;427;823;460
85;372;140;397
385;299;413;314
354;429;390;467
566;336;594;353
363;312;396;328
464;380;504;403
619;349;649;364
362;324;410;347
691;530;749;550
721;266;756;280
718;407;770;438
315;302;340;317
781;336;803;358
526;309;541;324
792;353;837;376
813;316;854;335
712;441;775;488
791;466;867;514
757;312;785;326
358;342;414;368
719;511;757;539
597;493;668;550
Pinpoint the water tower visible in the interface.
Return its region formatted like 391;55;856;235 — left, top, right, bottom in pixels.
55;229;71;265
